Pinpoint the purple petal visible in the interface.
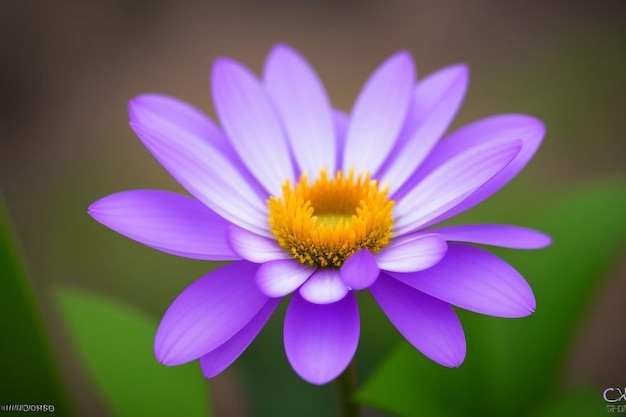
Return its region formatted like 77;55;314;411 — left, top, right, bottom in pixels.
334;110;349;171
340;249;380;290
256;259;316;297
212;58;294;196
226;225;291;263
399;115;546;224
129;122;270;237
284;292;359;385
342;51;415;174
378;64;469;194
393;140;522;234
370;274;466;367
388;244;536;318
299;269;349;304
430;224;552;249
264;44;336;175
129;94;228;150
129;94;268;200
376;234;447;273
155;261;268;366
88;190;239;260
200;298;279;378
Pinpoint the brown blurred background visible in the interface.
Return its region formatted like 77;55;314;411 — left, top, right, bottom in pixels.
1;1;625;416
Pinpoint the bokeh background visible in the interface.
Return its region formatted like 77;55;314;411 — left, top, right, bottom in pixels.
1;1;625;416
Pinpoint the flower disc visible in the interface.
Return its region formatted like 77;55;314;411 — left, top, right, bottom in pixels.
268;169;394;268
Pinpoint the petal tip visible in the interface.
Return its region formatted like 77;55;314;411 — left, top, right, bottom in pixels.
515;114;546;138
255;260;313;298
534;233;553;249
268;42;296;57
431;63;469;85
212;57;238;78
299;286;348;305
340;249;380;290
303;373;337;385
128;93;153;107
394;49;413;63
452;64;470;89
439;343;466;368
127;94;147;116
524;299;537;316
86;197;108;220
200;367;215;379
518;286;537;317
449;357;465;368
291;365;342;385
86;201;98;215
154;342;175;366
154;328;179;366
508;294;536;318
392;50;415;76
544;236;553;247
155;353;182;367
299;275;349;304
453;62;470;76
127;94;165;123
199;359;225;379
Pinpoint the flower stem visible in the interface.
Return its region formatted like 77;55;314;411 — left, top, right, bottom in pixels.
337;361;359;417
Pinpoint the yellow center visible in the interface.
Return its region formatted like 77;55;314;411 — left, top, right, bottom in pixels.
268;169;394;268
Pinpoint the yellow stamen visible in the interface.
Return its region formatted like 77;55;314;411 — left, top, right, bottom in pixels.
268;169;394;268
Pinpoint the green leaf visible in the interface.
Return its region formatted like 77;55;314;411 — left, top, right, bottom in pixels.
356;182;626;417
530;388;607;417
55;286;212;417
483;182;626;415
355;338;488;417
0;198;72;414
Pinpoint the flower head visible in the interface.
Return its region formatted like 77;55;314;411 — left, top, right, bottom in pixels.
89;44;551;385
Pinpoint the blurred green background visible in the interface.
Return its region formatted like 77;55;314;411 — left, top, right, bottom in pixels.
0;1;625;416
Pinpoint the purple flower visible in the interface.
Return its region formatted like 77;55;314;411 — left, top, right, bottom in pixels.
89;44;551;385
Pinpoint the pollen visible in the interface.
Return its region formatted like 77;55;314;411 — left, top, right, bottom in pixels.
268;169;394;268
